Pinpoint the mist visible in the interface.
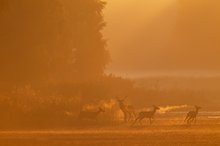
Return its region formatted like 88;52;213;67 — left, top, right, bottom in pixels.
104;0;220;77
0;1;220;145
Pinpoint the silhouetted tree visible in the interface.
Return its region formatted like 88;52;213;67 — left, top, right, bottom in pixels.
67;0;109;82
0;0;6;12
0;0;64;85
0;0;109;86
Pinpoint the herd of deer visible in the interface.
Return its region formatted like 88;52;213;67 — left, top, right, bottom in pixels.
78;96;202;126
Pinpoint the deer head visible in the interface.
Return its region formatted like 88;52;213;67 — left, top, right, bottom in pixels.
195;105;201;110
98;107;105;113
153;105;160;110
116;96;127;103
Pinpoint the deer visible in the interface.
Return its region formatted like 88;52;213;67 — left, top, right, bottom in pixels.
132;105;160;126
116;96;136;122
78;107;105;120
127;105;136;121
184;105;201;124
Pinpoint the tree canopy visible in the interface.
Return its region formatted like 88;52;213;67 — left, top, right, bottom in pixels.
0;0;109;85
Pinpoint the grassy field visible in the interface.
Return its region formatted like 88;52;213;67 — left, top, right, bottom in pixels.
0;118;219;146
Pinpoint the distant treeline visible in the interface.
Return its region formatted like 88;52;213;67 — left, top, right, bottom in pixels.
0;75;219;129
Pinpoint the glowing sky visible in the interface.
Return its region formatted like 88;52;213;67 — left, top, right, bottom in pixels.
104;0;220;77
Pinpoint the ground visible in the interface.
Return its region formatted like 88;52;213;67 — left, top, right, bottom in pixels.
0;118;219;146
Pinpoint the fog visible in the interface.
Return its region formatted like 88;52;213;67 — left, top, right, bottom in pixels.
104;0;220;77
0;1;220;145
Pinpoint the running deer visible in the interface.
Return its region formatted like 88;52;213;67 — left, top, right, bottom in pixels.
117;96;136;122
184;105;201;124
78;107;105;120
127;105;136;121
132;105;160;126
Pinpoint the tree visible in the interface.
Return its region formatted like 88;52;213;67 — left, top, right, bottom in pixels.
62;0;109;82
0;0;109;86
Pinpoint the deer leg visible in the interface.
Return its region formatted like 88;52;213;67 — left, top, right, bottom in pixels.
123;112;128;122
191;117;195;124
190;117;194;123
133;111;137;120
139;117;144;125
187;117;190;124
149;118;152;124
194;117;197;124
129;112;133;121
128;112;132;122
187;117;192;124
131;117;139;126
152;117;155;123
184;115;189;123
185;116;191;124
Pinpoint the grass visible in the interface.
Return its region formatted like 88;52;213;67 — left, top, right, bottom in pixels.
0;118;219;146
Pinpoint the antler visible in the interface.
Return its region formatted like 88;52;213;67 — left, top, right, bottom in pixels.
116;96;127;101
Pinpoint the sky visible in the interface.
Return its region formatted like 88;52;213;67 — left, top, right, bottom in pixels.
103;0;220;77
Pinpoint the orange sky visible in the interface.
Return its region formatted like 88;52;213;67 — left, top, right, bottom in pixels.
104;0;220;77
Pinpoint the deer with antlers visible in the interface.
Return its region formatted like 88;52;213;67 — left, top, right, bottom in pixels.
117;96;136;122
184;105;201;124
132;105;160;126
78;107;105;120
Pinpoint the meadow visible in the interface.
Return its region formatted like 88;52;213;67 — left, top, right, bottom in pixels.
0;117;219;146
